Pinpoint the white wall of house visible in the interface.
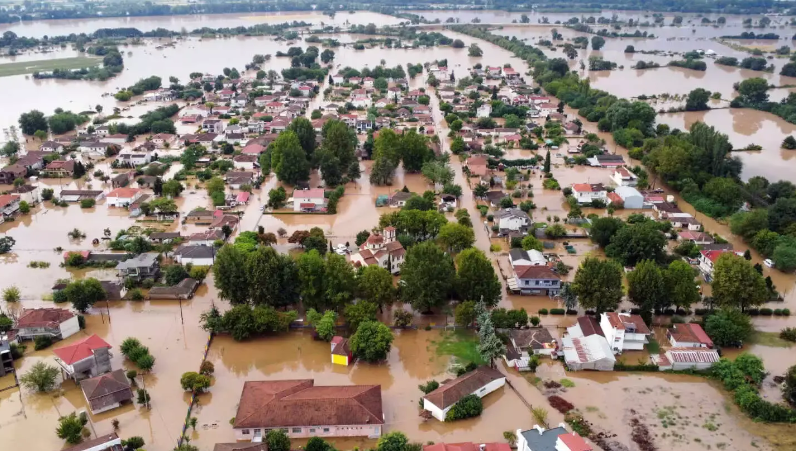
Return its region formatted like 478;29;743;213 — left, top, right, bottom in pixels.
74;436;123;451
178;256;215;266
107;192;143;208
235;424;381;440
293;196;326;212
59;316;80;340
89;400;122;415
423;377;506;421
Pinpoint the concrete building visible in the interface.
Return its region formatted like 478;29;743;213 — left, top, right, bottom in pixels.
422;366;506;422
600;312;651;353
52;334;112;381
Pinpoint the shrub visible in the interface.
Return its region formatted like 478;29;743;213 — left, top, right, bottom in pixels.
530;316;541;326
445;394;483;421
550;308;565;315
180;371;211;392
760;308;773;316
538;308;549;315
774;309;784;316
129;288;144;301
560;378;575;388
780;327;796;342
548;395;575;414
80;199;96;208
784;309;791;316
34;336;53;350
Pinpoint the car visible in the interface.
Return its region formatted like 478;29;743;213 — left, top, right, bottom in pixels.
764;259;775;268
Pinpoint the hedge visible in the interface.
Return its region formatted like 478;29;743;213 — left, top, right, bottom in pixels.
614;362;660;372
538;308;549;315
550;308;566;315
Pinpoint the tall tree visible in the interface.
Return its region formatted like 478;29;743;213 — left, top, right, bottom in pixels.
571;257;623;313
560;282;578;310
605;221;667;266
350;321;394;362
664;260;701;309
357;265;396;311
400;129;433;172
476;302;505;367
18;110;48;135
589;217;625;247
63;278;106;313
298;250;326;311
626;260;666;323
436;222;475;253
712;253;767;311
324;253;356;310
455;249;501;307
270;131;310;185
322;119;356;170
214;245;250;305
246;246;299;307
400;241;455;313
287;117;317;162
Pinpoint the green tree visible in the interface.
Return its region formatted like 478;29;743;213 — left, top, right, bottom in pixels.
214;245;249;304
287;117;317;161
162;180;184;198
205;177;225;196
246;246;300;308
357;265;396;310
436;222;475;253
543;150;551;173
180;372;211;392
344;301;378;332
19;110;48;135
322;119;356;171
350;320;394;362
521;235;543;251
571;257;623;313
267;186;287;209
477;302;505;366
468;43;483;57
455;300;477;326
56;412;86;444
664;260;700;309
63;278;106;313
605;221;666;266
2;286;20;303
560;282;578;310
266;429;291;451
589;217;625;247
455;249;501;307
400;130;433;173
685;88;711;111
591;36;606;50
20;362;60;392
325;253;356;309
705;308;754;346
626;260;666;322
401;242;455;312
270;131;310;185
711;253;767;310
309;309;337;341
298;250;326;310
180;144;204;170
736;77;770;105
378;432;409;451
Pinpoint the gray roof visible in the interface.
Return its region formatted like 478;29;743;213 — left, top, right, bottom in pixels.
175;245;215;259
116;253;159;270
509;249;529;262
520;426;568;451
493;208;528;220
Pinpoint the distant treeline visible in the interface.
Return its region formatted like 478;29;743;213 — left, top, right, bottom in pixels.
720;32;781;40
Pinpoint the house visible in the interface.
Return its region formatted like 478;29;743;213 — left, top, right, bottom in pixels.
233;380;383;440
116;253;160;281
53;334;112;381
8;185;40;205
566;316;605;339
422;366;506;422
331;73;345;84
225;171;255;189
202;119;225;134
349;227;406;275
174;245;216;266
293;188;326;212
151;133;175;148
560;335;616;371
188;229;225;246
667;323;713;348
388;191;413;208
678;231;714;245
484;191;507;207
16;152;45;171
600;312;651;353
493;208;531;235
80;369;134;414
505;328;557;369
78;141;107;155
147;278;200;300
15;308;80;341
0;164;27;184
571;183;608;205
62;433;124;451
614;186;644;209
612;167;638;187
149;232;181;243
186;208;215;224
40;141;64;153
214;444;267;451
117;151;152;166
477;104;492;118
105;187;143;208
210;214;240;231
510;265;561;296
0;335;12;377
0;194;21;221
465;154;489;178
588;154;625;167
516;425;593;451
42;160;76;178
652;348;721;371
698;249;733;278
509;249;547;267
425;443;510;451
331;336;352;366
232;154;258;171
242;142;266;155
59;190;105;203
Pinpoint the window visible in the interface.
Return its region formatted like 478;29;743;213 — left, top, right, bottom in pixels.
323;428;330;433
292;428;302;434
242;429;250;435
310;428;316;433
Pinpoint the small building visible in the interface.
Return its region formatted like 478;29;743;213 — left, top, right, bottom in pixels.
493;208;531;235
422;366;506;422
292;188;327;212
80;369;134;414
174;245;216;266
388;191;413;208
185;208;215;224
667;323;713;348
149;232;181;243
678;231;714;245
15;308;79;342
588;154;625;168
566;316;604;339
698;249;732;278
600;312;651;353
62;433;123;451
233;154;259;170
40;141;65;153
477;104;492;118
510;265;561;296
614;186;644;209
331;336;352;366
116;253;160;281
147;278;200;300
612;167;638;187
0;335;14;377
505;328;557;370
652;348;720;371
560;335;615;371
59;190;105;203
516;425;593;451
233;380;384;440
0;194;20;221
106;188;144;208
42;160;76;178
509;249;546;267
571;183;608;205
52;334;112;381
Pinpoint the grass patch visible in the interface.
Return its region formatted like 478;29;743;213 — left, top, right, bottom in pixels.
432;330;486;366
0;57;101;77
646;336;661;354
560;378;575;388
749;331;793;348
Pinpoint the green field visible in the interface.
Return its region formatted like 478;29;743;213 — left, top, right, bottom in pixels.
0;57;101;77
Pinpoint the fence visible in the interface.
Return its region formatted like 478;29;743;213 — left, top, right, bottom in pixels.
176;332;214;449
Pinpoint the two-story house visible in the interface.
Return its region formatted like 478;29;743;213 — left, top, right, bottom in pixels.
15;308;80;342
493;208;531;236
116;253;160;281
512;265;561;296
349;227;406;275
53;334;113;381
612;167;638;187
292;188;326;212
600;312;651;354
571;183;608;205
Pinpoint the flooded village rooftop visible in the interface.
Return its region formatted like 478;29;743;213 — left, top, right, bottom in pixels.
2;5;796;451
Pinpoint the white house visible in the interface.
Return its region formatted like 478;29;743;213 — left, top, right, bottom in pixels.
173;245;216;266
509;249;547;267
560;335;615;371
509;265;562;296
40;141;64;153
652;348;721;371
698;249;734;278
349;227;406;275
516;426;593;451
117;151;152;167
667;323;714;348
106;188;144;208
62;433;123;451
614;185;644;209
571;183;608;205
422;366;506;422
600;312;651;353
493;208;531;235
15;308;80;341
612;167;638;187
233;154;258;170
292;188;327;212
477;104;492;118
78;141;107;155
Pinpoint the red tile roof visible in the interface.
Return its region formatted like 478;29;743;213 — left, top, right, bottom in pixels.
17;308;75;329
106;188;141;199
294;188;325;199
605;312;650;334
0;194;19;209
669;323;713;348
53;334;111;365
514;265;561;280
576;316;604;337
700;249;729;263
559;432;592;451
233;380;383;429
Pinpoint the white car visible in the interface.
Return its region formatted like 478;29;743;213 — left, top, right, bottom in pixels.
764;259;775;268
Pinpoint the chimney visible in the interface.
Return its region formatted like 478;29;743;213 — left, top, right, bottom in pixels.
534;424;545;435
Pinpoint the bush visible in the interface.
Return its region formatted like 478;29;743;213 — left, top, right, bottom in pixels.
52;290;68;303
34;335;53;350
80;199;95;208
445;394;483;421
548;395;575;413
538;308;549;315
760;308;773;316
550;308;565;315
780;327;796;342
530;316;541;326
